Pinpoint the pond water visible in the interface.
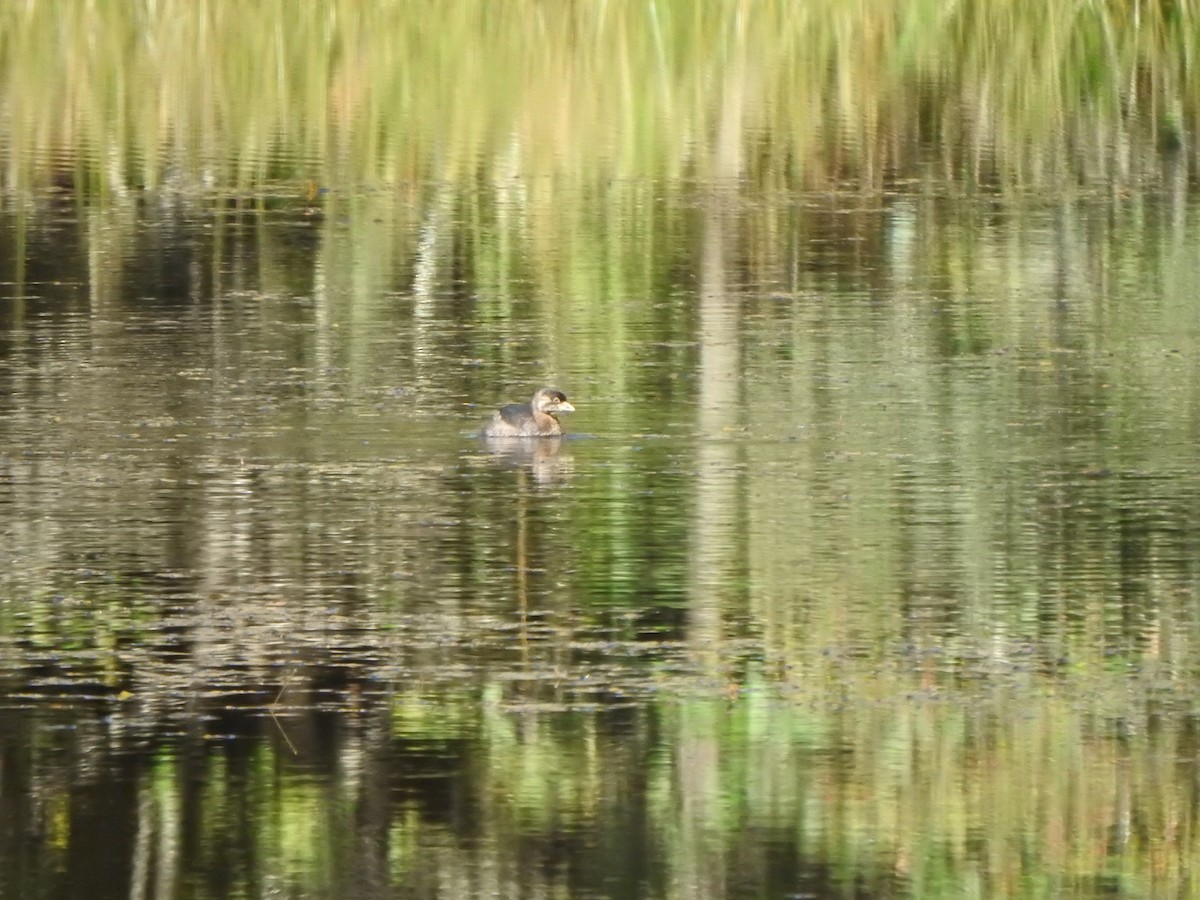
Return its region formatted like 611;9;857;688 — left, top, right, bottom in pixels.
3;5;1200;897
4;177;1200;898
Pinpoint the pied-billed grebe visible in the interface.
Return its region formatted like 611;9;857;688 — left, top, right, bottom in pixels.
483;387;575;437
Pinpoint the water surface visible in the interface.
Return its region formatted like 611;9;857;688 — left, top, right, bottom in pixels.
3;5;1200;897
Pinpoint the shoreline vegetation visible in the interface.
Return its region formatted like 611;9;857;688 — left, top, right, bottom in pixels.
0;0;1195;197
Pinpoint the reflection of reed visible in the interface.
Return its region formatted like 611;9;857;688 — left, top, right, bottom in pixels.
676;158;746;886
484;436;574;677
688;51;745;670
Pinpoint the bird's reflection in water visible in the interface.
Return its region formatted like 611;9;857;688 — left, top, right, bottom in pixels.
483;436;573;487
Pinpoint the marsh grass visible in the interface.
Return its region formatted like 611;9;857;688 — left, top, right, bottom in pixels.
0;0;1194;196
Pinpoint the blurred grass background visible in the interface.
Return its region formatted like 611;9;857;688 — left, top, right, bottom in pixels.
0;0;1194;195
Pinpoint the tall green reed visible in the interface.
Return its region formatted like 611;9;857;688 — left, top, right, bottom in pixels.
0;0;1193;196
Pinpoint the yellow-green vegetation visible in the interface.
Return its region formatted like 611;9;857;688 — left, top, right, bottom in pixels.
0;0;1194;195
4;3;1200;897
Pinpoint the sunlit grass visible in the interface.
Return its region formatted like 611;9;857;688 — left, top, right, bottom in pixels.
0;0;1194;195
